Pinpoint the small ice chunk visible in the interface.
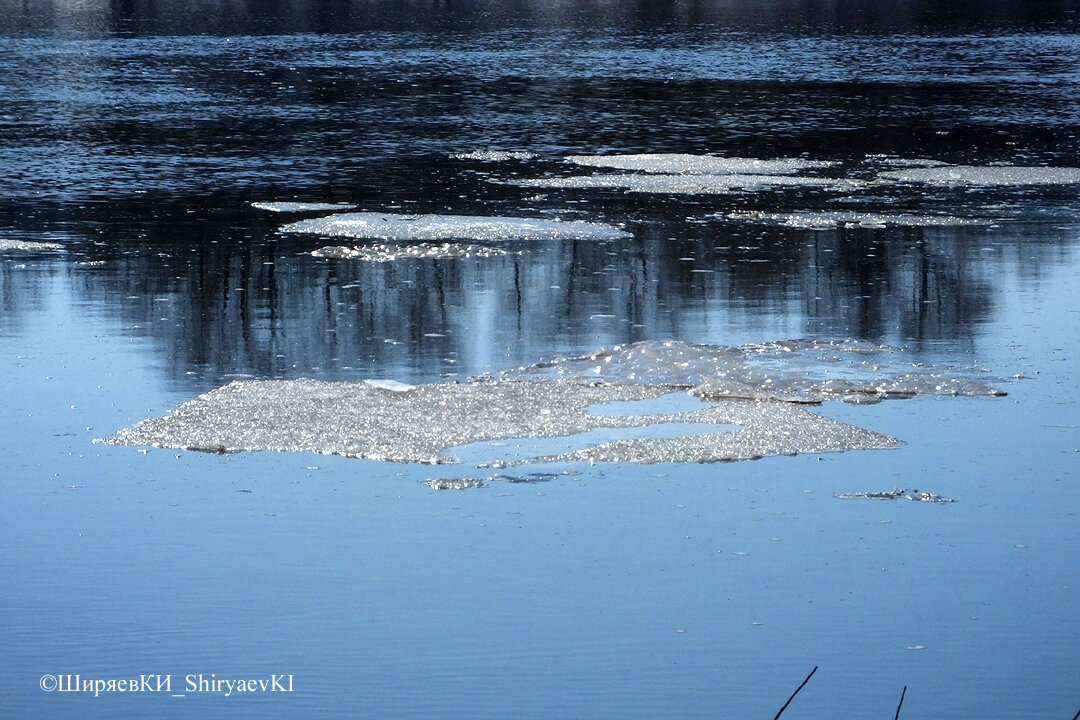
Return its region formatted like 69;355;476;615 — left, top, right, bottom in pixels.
311;243;514;261
565;154;838;175
864;156;949;168
451;150;537;161
425;477;487;490
363;379;417;393
0;239;65;252
878;165;1080;186
251;201;357;213
836;488;955;502
282;212;631;241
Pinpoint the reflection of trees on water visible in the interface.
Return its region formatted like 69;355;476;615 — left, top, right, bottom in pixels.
10;0;1077;35
55;213;1069;388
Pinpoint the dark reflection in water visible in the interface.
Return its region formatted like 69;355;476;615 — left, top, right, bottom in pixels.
9;204;1068;389
1;0;1079;390
8;0;1080;36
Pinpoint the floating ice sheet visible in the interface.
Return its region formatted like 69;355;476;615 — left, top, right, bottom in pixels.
251;201;357;212
0;239;65;252
510;340;1006;404
511;173;863;195
726;210;993;230
311;243;513;261
565;154;838;175
451;150;537;161
281;212;631;241
98;377;901;465
878;165;1080;186
836;488;955;503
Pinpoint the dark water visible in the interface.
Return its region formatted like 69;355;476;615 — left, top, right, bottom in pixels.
2;2;1079;719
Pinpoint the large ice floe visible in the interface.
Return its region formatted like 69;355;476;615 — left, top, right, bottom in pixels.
725;210;993;230
280;212;631;241
98;377;901;465
878;165;1080;186
99;340;1005;467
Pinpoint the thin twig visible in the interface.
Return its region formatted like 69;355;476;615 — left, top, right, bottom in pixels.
1070;707;1080;720
771;666;818;720
894;686;907;720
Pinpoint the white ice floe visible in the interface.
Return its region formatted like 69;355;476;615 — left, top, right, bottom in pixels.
512;340;1006;404
99;340;1007;467
282;212;631;241
878;165;1080;186
251;201;358;212
725;210;993;230
311;243;513;261
98;377;902;465
565;154;838;175
451;150;538;161
512;173;864;195
0;239;65;252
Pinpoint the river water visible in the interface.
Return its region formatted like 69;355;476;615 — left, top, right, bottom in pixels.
2;1;1079;718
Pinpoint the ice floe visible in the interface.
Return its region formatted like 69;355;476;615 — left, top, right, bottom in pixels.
99;339;1007;467
281;212;631;241
451;150;537;161
836;488;955;503
878;165;1080;186
0;239;65;252
511;340;1006;404
863;155;950;168
98;377;902;465
565;154;838;175
725;210;992;230
512;173;863;195
251;201;357;213
311;243;513;261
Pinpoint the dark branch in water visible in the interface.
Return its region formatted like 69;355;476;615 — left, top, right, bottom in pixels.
771;666;818;720
894;686;907;720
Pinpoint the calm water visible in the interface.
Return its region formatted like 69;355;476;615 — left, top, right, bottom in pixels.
2;1;1079;718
